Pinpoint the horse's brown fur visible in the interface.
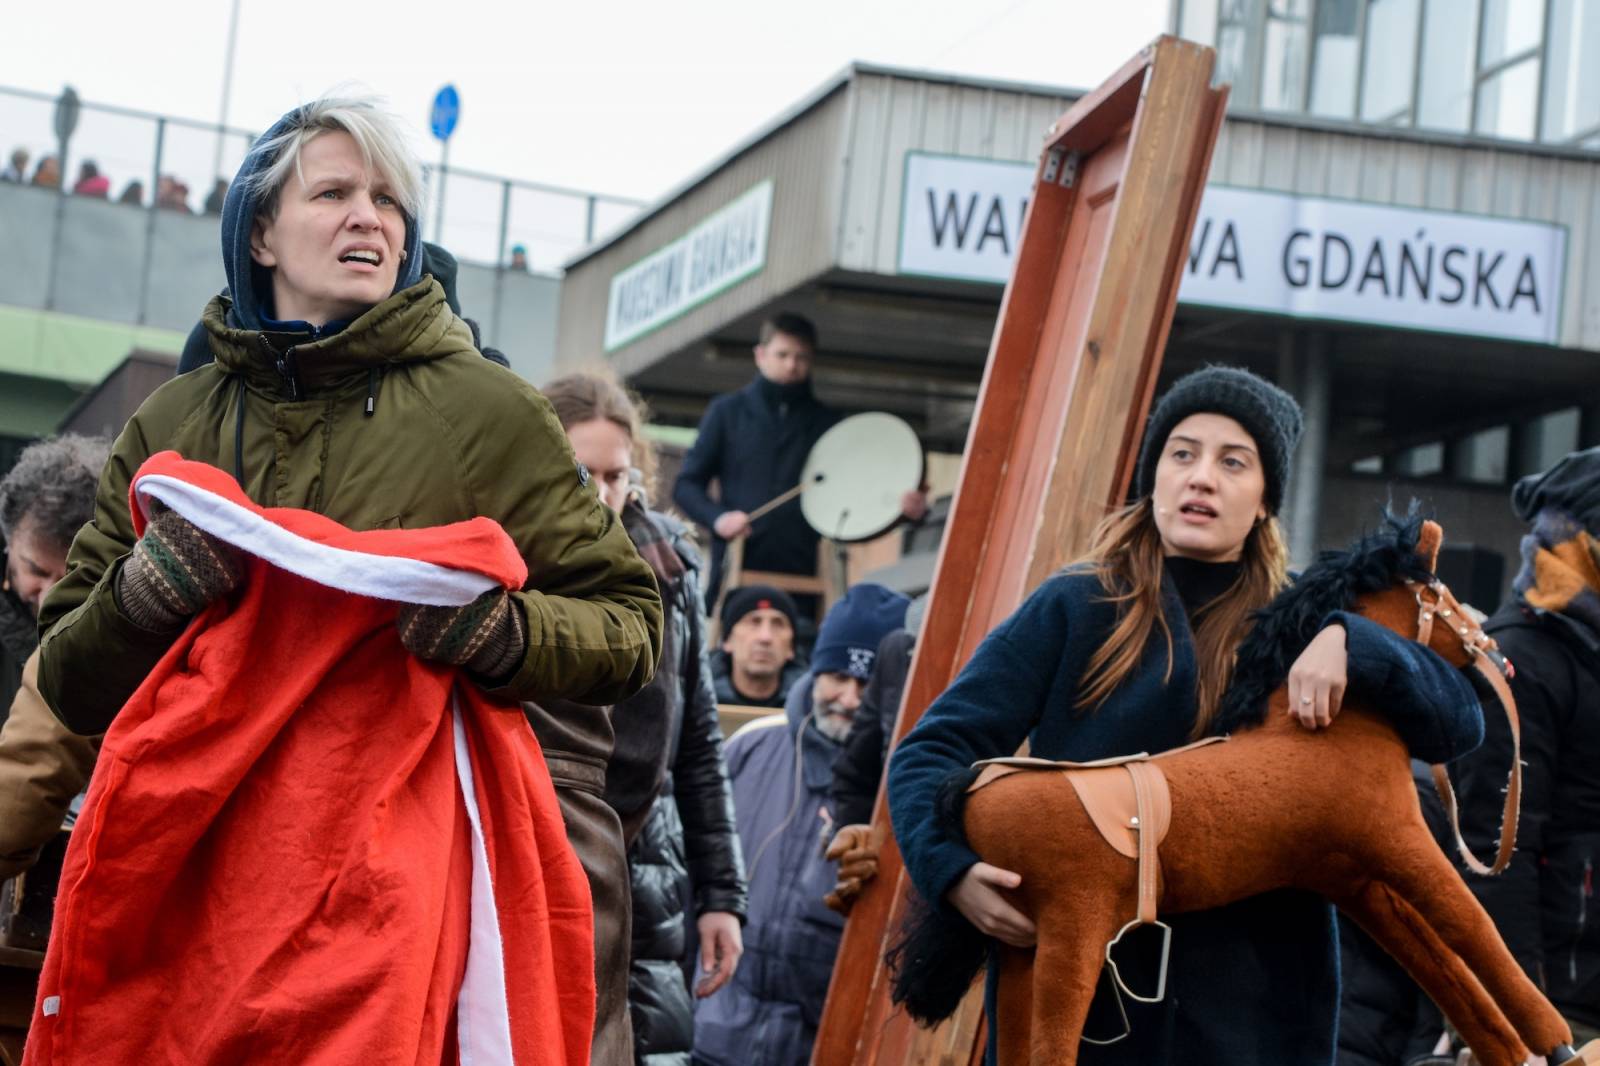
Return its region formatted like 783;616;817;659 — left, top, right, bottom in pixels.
963;522;1574;1066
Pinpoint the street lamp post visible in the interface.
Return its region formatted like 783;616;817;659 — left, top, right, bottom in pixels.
212;0;243;180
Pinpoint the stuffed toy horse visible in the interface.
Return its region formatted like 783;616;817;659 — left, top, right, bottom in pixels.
892;518;1600;1066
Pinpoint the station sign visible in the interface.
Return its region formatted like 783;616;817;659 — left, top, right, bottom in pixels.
897;152;1568;346
605;181;773;352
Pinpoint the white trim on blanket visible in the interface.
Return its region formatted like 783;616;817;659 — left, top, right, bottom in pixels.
452;701;517;1066
134;473;498;607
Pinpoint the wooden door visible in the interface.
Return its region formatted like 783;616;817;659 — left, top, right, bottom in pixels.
812;35;1227;1066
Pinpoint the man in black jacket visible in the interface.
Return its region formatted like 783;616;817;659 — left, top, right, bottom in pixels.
673;313;926;610
1454;446;1600;1047
711;584;806;708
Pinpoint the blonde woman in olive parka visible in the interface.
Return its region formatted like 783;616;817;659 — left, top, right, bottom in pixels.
36;97;663;740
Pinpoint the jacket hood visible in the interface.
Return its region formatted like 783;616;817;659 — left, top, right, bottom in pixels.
783;669;843;792
221;107;424;331
202;278;470;394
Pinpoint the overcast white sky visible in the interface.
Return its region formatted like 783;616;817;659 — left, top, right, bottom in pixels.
4;0;1167;203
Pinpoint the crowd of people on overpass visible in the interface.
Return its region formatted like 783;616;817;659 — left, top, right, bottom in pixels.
0;91;1595;1066
2;144;226;212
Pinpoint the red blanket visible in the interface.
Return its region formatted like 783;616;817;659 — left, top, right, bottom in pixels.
26;453;594;1065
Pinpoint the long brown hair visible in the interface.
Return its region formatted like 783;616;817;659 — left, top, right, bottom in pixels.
541;368;657;502
1074;498;1289;737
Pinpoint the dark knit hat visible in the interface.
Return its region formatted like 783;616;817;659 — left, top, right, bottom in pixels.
812;583;910;681
720;584;800;635
1135;366;1303;513
1512;445;1600;532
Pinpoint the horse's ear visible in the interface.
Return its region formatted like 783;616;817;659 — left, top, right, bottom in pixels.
1418;520;1443;572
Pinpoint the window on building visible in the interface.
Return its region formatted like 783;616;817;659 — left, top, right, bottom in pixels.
1476;57;1542;140
1416;0;1479;131
1262;1;1313;111
1359;0;1421;123
1351;455;1384;474
1178;0;1222;46
1217;0;1262;107
1480;0;1547;67
1309;0;1362;117
1395;441;1444;477
1523;407;1581;477
1453;425;1510;484
1180;0;1583;147
1541;0;1600;143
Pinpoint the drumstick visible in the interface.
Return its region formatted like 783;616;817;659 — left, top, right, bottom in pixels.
745;472;825;525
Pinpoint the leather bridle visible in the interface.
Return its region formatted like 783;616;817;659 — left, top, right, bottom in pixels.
1407;578;1522;877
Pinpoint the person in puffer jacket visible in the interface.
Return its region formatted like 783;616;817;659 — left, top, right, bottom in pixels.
545;371;749;1066
35;95;663;1064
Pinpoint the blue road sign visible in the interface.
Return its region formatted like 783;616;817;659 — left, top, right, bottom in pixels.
430;85;460;141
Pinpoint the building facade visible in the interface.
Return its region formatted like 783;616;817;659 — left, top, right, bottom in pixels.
558;44;1599;602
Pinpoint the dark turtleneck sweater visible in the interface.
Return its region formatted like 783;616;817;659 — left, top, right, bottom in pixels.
1164;555;1243;619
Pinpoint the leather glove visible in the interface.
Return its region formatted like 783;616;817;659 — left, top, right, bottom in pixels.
116;500;246;631
822;823;880;915
397;589;526;682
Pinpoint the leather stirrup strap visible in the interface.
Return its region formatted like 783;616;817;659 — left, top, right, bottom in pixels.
1126;762;1162;924
1431;655;1522;876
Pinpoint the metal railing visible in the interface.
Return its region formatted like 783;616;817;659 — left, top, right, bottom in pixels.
0;84;644;274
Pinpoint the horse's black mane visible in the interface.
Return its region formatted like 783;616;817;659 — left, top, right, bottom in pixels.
1211;508;1433;736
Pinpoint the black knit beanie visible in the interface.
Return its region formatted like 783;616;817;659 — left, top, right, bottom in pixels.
721;584;801;636
1135;366;1304;514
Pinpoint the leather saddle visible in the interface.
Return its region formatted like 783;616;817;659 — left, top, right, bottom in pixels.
969;739;1226;904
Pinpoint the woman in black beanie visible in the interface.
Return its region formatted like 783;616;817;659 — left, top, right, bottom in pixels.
888;365;1481;1065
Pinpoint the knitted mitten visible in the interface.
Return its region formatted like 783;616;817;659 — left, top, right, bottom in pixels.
397;589;526;682
116;502;247;632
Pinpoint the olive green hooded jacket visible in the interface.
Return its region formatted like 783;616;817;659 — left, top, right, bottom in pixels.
37;279;663;735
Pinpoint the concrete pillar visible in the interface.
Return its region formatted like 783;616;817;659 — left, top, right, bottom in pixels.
1509;418;1541;482
1580;403;1600;450
1281;330;1331;569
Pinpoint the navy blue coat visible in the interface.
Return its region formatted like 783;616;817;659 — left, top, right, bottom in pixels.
672;376;840;604
888;566;1483;1066
691;673;842;1066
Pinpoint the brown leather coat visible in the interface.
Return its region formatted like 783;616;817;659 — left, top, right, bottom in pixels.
0;652;97;880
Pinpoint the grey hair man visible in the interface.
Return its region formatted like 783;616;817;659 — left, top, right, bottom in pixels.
0;434;109;712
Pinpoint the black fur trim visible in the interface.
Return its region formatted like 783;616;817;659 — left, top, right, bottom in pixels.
888;890;991;1025
1212;506;1433;736
934;765;982;851
888;765;990;1024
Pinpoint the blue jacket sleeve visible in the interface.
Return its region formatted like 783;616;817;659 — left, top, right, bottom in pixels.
1330;611;1484;765
672;399;728;529
887;579;1068;908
